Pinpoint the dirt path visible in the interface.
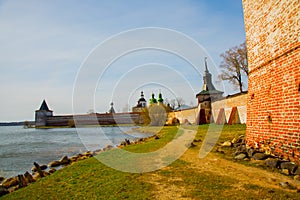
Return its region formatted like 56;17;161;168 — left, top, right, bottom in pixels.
140;129;300;199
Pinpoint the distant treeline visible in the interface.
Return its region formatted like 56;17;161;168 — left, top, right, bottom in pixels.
0;121;34;126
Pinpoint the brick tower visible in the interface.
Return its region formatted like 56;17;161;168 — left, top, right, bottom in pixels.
243;0;300;162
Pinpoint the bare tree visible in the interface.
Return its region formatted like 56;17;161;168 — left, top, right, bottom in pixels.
176;97;184;108
218;42;248;93
170;99;176;109
169;98;185;109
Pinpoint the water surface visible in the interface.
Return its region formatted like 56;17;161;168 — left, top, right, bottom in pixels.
0;126;150;178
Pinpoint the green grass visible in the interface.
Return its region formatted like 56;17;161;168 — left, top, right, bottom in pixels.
2;124;299;200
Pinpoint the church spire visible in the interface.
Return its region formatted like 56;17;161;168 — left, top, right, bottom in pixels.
204;57;209;72
202;57;216;91
108;102;115;113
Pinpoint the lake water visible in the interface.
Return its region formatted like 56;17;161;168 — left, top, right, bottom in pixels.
0;126;151;178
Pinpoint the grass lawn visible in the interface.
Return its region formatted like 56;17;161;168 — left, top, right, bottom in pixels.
2;124;300;199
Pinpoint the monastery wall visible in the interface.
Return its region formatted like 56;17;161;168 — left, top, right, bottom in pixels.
243;0;300;162
211;93;247;124
168;93;247;125
170;107;199;125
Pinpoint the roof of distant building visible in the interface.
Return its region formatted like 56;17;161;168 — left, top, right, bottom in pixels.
196;57;223;97
157;92;163;103
149;93;157;104
174;104;191;111
39;100;51;111
108;102;116;113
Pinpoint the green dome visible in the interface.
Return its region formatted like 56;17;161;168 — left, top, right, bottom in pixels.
157;92;163;103
149;93;157;104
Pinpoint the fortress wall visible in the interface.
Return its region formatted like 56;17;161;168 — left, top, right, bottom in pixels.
167;93;247;125
211;93;247;124
243;0;300;162
172;107;199;124
45;113;140;126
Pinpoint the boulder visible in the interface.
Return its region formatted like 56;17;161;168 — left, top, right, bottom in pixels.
24;171;34;183
0;185;9;197
222;141;232;147
231;137;238;144
31;164;47;172
265;158;280;169
0;176;5;183
2;177;19;189
294;167;300;175
70;155;79;163
279;181;291;189
281;169;290;176
33;162;45;178
33;174;41;181
119;141;127;147
83;151;93;158
193;139;201;142
103;145;113;151
40;164;48;170
8;185;19;193
216;147;225;154
49;168;56;174
48;160;61;167
234;144;247;156
33;171;50;181
280;162;298;174
252;153;268;160
246;148;256;157
17;174;28;188
232;135;245;144
31;166;36;172
294;175;300;181
43;171;50;177
235;153;247;160
125;139;131;145
93;149;102;155
190;142;197;147
60;156;70;165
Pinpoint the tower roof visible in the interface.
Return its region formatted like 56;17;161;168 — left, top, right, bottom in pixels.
149;93;157;104
157;92;163;103
39;100;51;111
196;58;223;97
138;91;146;103
108;102;116;113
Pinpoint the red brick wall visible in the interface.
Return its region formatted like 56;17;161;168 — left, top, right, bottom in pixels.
243;0;300;162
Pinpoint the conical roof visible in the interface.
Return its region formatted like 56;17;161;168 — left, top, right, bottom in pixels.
108;102;116;113
39;100;51;111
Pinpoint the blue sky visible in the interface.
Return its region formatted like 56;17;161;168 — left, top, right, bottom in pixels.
0;0;246;121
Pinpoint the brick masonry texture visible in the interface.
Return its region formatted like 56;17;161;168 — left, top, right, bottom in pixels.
243;0;300;162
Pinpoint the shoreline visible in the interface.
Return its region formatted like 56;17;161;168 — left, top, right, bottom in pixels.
2;125;300;199
0;126;158;196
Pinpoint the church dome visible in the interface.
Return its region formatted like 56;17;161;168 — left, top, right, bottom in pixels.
149;93;157;104
157;92;163;103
